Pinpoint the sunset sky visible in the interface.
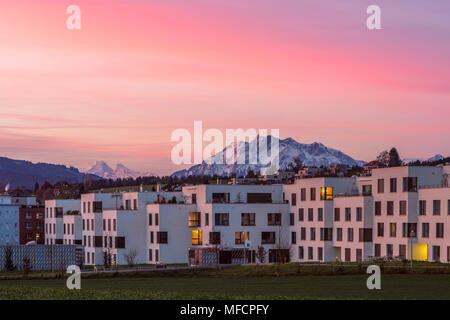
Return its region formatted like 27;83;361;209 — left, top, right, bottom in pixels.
0;0;449;175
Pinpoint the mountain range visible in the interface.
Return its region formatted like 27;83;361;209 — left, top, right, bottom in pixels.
0;157;100;189
85;161;156;180
171;136;367;178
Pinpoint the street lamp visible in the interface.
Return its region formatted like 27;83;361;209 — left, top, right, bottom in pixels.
409;229;416;269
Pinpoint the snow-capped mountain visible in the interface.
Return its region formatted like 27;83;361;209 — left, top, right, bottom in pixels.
86;161;156;180
171;136;366;178
403;154;446;164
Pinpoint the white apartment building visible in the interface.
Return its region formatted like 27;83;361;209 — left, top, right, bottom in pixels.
44;199;80;245
0;194;20;245
42;165;450;266
286;165;450;263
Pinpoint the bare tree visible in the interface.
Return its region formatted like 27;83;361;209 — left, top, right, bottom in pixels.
256;246;266;264
123;248;139;267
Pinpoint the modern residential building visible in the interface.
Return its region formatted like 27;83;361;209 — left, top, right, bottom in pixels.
19;205;45;244
0;194;20;245
43;164;450;266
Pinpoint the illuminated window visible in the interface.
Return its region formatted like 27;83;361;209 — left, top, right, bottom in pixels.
188;212;201;227
235;232;249;244
191;230;202;245
320;187;333;200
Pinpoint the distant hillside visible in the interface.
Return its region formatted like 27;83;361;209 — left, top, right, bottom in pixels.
0;157;101;189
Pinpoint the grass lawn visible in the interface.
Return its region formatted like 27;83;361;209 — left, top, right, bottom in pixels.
1;274;449;300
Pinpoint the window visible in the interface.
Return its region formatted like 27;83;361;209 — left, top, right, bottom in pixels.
133;199;137;210
403;177;418;192
300;188;306;201
356;207;363;221
374;244;381;257
308;247;313;260
320;187;333;200
205;213;209;226
235;232;249;244
432;246;440;261
300;228;306;241
94;236;103;248
377;179;384;193
375;202;381;216
309;188;316;201
345;248;351;262
149;249;152;261
422;223;429;238
399;201;407;216
318;208;323;221
188;212;201;227
247;193;272;203
318;247;323;261
108;219;111;231
402;223;417;237
291;232;296;244
359;228;373;242
336;228;342;241
291;193;297;206
389;223;396;237
433;200;441;215
436;223;444;238
345;208;351;221
93;201;102;213
209;232;221;245
148;213;152;226
212;193;230;203
156;232;168;244
310;228;316;241
113;219;116;231
115;237;125;249
191;194;197;204
125;200;131;210
103;219;106;231
25;212;32;219
347;228;354;242
308;208;314;221
386;244;393;257
298;246;304;259
241;213;255;226
155;214;159;226
150;231;154;243
377;223;384;237
387;201;394;215
334;208;340;221
448;200;450;215
290;213;294;226
322;228;333;241
261;232;275;244
362;185;372;196
298;208;304;221
191;230;202;245
155;249;159;262
399;245;406;259
267;213;281;226
419;200;426;215
390;178;397;192
215;213;229;226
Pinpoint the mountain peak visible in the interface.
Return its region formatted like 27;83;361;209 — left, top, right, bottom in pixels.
86;161;156;180
171;136;366;178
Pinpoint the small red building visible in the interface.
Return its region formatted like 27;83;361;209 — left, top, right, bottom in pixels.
19;206;45;244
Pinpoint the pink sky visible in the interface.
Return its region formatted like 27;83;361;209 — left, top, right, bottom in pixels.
1;0;449;175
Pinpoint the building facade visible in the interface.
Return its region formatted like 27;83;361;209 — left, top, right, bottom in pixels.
43;165;450;266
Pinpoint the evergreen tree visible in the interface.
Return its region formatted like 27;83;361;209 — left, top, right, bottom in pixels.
389;147;402;167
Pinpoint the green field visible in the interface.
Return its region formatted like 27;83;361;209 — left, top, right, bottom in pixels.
1;274;449;300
